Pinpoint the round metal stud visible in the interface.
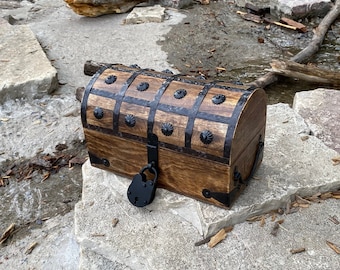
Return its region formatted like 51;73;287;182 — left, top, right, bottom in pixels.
161;122;174;136
125;114;136;127
212;94;226;105
105;75;117;84
162;69;174;74
137;82;149;91
202;189;212;198
102;159;110;167
93;107;104;119
174;89;187;99
129;64;140;69
200;130;214;145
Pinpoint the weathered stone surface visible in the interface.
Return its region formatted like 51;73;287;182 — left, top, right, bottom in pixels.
0;96;84;162
0;19;58;102
64;0;147;17
75;103;340;269
234;0;270;9
159;0;193;9
293;88;340;153
0;211;79;269
271;0;332;19
125;5;165;24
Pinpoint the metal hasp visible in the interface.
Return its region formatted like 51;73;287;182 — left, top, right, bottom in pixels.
202;136;264;207
127;133;159;207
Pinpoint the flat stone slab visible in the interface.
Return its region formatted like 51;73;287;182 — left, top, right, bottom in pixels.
293;88;340;153
76;199;340;269
0;211;79;269
75;103;340;268
0;19;58;102
125;5;166;24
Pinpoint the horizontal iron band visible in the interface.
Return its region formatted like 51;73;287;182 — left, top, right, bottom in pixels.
106;65;255;92
85;125;230;164
89;89;232;124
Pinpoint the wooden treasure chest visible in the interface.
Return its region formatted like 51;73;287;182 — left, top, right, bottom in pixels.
81;64;266;208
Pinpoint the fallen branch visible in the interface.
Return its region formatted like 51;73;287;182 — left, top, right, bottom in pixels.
250;0;340;89
268;60;340;86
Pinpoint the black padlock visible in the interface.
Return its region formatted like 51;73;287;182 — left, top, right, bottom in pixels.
127;165;158;207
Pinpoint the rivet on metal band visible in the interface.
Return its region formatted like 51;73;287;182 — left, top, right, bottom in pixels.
174;89;187;99
105;75;117;84
161;122;174;136
125;114;136;127
93;107;104;119
200;130;214;144
137;82;149;91
212;94;226;105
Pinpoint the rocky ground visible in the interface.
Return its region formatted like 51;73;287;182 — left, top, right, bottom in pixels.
0;0;339;269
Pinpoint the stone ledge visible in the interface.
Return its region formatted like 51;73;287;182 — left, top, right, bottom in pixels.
0;19;58;102
74;103;340;268
293;88;340;154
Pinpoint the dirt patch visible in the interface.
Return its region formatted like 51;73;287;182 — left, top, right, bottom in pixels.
0;140;87;243
160;2;340;104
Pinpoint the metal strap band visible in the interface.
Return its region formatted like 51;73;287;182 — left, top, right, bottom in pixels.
223;91;251;159
147;75;180;134
112;70;144;134
185;82;216;148
81;65;109;127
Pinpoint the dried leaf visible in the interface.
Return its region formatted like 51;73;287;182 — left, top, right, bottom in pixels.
42;172;50;182
296;195;311;204
215;67;227;71
331;156;340;165
246;215;262;222
298;203;310;208
25;242;38;254
277;219;284;224
331;191;340;199
290;247;306;254
320;192;333;200
328;215;339;225
195;226;233;247
326;241;340;254
112;218;119;227
0;223;15;244
208;228;227;248
68;156;87;168
260;216;266;227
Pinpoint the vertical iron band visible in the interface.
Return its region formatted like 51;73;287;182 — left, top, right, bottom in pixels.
112;69;144;134
185;82;216;148
81;65;110;127
147;75;180;134
223;91;251;159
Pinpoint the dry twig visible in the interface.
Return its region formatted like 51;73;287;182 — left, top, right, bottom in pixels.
326;240;340;254
0;223;15;244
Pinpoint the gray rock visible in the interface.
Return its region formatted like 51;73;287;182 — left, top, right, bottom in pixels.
0;19;58;102
234;0;270;9
0;211;79;270
158;0;193;9
293;88;340;153
75;103;340;269
64;0;147;17
271;0;332;19
125;4;166;24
